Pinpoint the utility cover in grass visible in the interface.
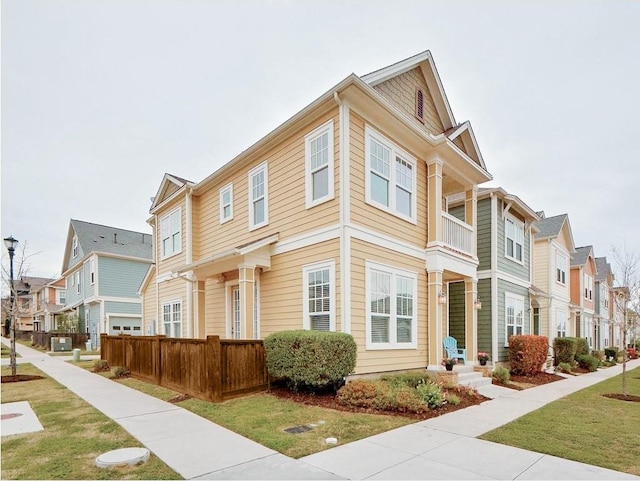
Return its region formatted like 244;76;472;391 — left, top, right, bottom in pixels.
284;425;314;434
95;447;150;468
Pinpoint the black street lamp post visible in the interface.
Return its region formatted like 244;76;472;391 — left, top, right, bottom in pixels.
4;235;18;376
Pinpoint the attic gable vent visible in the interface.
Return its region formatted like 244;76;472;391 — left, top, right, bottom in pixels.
415;88;424;123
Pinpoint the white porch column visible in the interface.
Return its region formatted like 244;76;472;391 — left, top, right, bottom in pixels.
428;269;444;368
238;264;255;339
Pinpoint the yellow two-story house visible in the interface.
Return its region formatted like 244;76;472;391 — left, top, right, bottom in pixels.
140;50;492;375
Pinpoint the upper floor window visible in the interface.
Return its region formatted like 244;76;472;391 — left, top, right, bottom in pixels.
415;88;424;123
88;259;95;285
305;121;334;208
365;126;416;223
602;285;609;309
75;271;81;294
249;163;268;230
58;289;66;305
160;208;182;258
505;293;524;345
303;261;335;332
366;261;417;350
72;235;79;258
556;251;567;285
219;183;233;224
505;216;524;263
584;274;593;300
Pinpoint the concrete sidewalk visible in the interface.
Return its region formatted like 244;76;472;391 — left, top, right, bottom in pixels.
2;337;639;480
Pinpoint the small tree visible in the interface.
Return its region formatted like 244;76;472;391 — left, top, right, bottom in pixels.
56;312;79;332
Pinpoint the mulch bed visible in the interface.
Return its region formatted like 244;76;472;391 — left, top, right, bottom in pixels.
492;371;566;390
602;393;640;403
168;393;193;403
267;384;491;421
1;374;44;383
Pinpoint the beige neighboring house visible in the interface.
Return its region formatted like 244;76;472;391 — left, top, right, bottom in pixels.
532;213;576;349
13;276;55;332
140;50;493;376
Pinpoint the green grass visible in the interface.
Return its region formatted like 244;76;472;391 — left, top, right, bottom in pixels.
1;343;19;358
75;362;413;458
480;368;640;476
1;363;181;480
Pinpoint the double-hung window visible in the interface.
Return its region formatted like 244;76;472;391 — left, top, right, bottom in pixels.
219;183;233;224
365;126;416;222
556;308;567;338
249;163;268;230
89;259;95;285
75;271;81;294
556;251;567;285
160;208;182;258
505;216;524;263
305;121;334;208
505;293;524;344
584;274;593;300
72;235;79;258
303;261;335;331
163;301;182;338
366;261;417;349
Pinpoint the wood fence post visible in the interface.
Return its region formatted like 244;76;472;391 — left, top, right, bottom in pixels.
100;334;106;361
154;335;164;385
207;336;222;402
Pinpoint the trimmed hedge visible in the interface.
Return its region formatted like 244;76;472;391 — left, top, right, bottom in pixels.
573;337;589;358
509;335;548;375
577;354;600;372
264;330;357;392
553;337;577;366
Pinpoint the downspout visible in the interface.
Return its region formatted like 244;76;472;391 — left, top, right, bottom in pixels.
185;188;193;338
334;92;351;334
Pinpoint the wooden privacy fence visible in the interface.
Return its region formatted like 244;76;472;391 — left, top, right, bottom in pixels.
100;334;269;402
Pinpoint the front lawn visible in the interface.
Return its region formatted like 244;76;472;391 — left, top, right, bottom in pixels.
1;363;181;480
480;368;640;476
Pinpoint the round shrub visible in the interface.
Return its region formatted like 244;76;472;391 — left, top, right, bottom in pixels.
577;354;600;372
264;330;357;392
555;362;574;374
509;335;548;375
553;337;577;366
492;366;510;384
416;382;444;408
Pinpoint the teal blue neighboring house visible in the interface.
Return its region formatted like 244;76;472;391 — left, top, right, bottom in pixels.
448;187;542;365
59;219;153;348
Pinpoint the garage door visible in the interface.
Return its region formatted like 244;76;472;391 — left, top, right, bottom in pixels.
109;317;142;336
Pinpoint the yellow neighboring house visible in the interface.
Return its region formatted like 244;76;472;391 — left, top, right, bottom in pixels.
140;50;493;376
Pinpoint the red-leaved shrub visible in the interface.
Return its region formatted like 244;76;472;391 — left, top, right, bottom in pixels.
508;335;548;375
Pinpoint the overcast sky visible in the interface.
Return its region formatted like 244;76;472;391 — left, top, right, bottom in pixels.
2;0;639;283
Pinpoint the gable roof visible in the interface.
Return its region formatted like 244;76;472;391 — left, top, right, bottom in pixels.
362;50;456;130
571;245;593;267
533;213;575;252
149;173;195;213
595;257;613;282
62;219;153;273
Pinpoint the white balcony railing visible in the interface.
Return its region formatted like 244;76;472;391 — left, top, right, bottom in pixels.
442;212;473;256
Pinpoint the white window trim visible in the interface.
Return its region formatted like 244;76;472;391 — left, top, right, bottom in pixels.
556;250;567;286
556;308;568;338
72;235;79;258
504;215;525;265
365;260;418;350
584;274;593;301
88;259;95;285
248;162;268;231
75;271;81;294
505;292;525;346
162;300;182;338
219;183;234;224
302;260;336;331
305;120;335;209
160;207;182;259
364;126;417;224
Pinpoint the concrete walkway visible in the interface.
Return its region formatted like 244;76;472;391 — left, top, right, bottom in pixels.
2;337;639;480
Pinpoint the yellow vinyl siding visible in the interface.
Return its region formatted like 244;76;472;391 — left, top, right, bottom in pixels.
372;67;444;135
142;277;157;333
349;238;428;375
349;113;428;247
533;239;550;292
157;277;187;337
260;239;341;337
194;109;340;260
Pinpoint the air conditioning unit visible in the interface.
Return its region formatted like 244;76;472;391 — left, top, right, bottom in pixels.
51;337;72;352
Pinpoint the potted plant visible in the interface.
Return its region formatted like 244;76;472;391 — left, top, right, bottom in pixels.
477;352;489;366
442;358;457;371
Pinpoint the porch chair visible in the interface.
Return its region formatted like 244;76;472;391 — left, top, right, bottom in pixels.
443;336;466;363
